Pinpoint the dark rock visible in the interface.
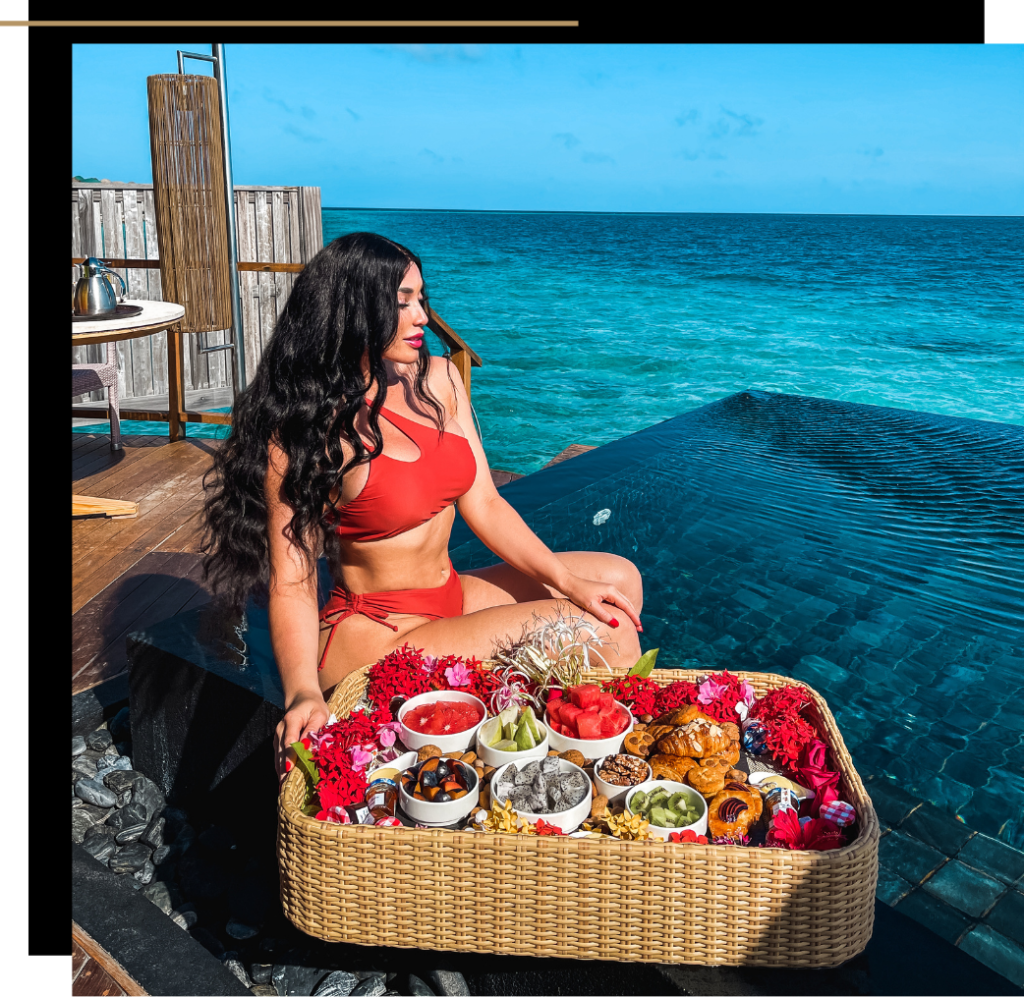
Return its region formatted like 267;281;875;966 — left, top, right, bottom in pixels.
72;804;111;843
130;774;165;817
108;842;152;875
84;824;118;845
106;802;148;833
171;904;198;929
405;975;435;997
382;991;402;996
141;815;165;849
177;847;227;901
313;971;359;996
225;917;260;940
96;754;133;774
223;955;253;989
87;729;113;751
72;735;87;757
251;963;274;985
424;970;470;996
251;987;279;997
199;824;236;853
115;821;149;845
190;926;226;959
349;975;387;997
272;950;331;997
80;747;106;765
81;834;116;865
103;768;139;793
152;843;173;866
140;878;182;915
72;791;84;808
109;706;131;742
72;756;99;781
133;859;156;886
75;778;116;809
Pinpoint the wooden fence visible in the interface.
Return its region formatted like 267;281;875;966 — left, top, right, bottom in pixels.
71;182;323;404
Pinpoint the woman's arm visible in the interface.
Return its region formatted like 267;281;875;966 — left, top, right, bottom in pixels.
441;359;641;631
266;441;331;781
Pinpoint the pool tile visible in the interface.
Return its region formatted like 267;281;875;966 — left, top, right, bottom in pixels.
894;888;973;944
986;888;1024;947
876;864;915;906
921;859;1006;917
878;830;947;884
959;833;1024;885
900;803;975;856
958;925;1024;990
941;751;994;788
866;778;923;826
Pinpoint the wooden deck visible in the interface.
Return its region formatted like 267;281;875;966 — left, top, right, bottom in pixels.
71;433;596;697
72;924;143;995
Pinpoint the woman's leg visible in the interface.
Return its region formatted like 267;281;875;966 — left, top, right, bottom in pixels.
317;552;644;692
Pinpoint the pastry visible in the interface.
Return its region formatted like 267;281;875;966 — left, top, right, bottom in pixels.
725;768;747;784
655;718;734;758
707;787;763;841
622;730;656;758
686;764;726;797
648;754;697;782
644;725;677;741
652;705;706;727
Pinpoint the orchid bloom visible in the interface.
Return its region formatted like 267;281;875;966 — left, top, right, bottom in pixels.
421;654;438;673
444;661;473;688
740;680;756;706
377;721;404;748
697;676;728;706
348;745;375;772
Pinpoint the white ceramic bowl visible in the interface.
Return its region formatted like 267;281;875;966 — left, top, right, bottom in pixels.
399;757;480;827
397;691;488;753
475;714;550;768
592;754;652;806
490;758;593;834
625;779;708;840
542;700;634;760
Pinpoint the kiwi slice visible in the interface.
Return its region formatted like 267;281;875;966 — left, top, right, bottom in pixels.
668;792;687;810
650;806;670;826
630;792;648;812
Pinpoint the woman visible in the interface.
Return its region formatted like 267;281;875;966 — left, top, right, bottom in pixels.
202;233;644;780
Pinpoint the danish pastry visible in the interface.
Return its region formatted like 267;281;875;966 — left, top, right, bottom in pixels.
653;705;707;727
725;769;747;784
648;754;697;782
656;718;734;758
707;787;763;841
622;730;656;758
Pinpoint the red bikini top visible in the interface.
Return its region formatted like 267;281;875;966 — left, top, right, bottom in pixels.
330;402;477;543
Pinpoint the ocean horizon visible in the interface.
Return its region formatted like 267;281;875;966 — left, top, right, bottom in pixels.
322;208;1022;475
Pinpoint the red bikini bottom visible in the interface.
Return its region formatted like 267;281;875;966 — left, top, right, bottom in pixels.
318;560;464;671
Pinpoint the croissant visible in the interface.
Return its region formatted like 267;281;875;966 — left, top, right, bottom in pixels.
656;718;734;758
707;787;763;841
701;742;741;768
644;725;678;741
648;754;697;783
653;705;712;727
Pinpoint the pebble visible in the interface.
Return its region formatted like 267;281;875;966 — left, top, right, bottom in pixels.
140;879;181;915
133;859;155;885
425;970;471;996
84;824;118;846
75;778;117;809
130;775;165;819
72;804;111;843
86;729;113;751
272;950;330;997
72;735;87;757
96;754;134;774
81;835;116;865
152;844;173;866
349;975;387;997
72;790;83;809
108;842;152;875
115;822;149;845
109;706;131;743
222;954;253;989
102;769;138;807
141;816;165;850
313;970;359;996
406;974;436;996
250;987;278;997
72;757;99;781
225;917;260;940
250;963;274;985
107;803;148;833
171;906;198;930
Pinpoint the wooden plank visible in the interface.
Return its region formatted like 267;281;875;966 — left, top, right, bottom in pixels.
141;189;167;397
76;190;106;397
543;443;597;468
255;190;275;358
72;923;145;997
72;496;140;518
72;959;127;997
426;308;482;367
72;939;90;985
73;437;157;483
152;506;208;553
100;188;131;401
122;189;152;398
271;189;287;329
235;189;258;387
298;186;323;262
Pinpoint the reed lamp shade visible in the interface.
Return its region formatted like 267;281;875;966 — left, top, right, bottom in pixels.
147;74;232;334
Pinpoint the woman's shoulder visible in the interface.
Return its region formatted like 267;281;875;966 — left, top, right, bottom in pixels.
426;354;461;414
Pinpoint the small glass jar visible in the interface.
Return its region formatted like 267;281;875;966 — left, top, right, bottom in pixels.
364;778;398;820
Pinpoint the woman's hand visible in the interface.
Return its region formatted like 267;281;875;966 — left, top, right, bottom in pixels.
275;689;330;787
559;574;642;632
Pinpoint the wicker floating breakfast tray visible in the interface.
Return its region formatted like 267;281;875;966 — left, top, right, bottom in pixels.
278;667;879;968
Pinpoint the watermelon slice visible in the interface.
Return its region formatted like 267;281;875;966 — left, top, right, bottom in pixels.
546;699;563;723
575;712;603;740
547;719;563;735
612;710;630;734
573;685;602;711
599;713;621;737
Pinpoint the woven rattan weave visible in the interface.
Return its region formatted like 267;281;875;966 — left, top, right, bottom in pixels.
278;668;878;967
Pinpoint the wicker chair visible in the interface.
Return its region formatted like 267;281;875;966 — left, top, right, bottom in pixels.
72;341;122;451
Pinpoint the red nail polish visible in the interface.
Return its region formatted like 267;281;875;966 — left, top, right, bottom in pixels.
609;618;619;628
285;759;293;772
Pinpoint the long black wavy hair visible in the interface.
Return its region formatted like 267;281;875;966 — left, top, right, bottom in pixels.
201;231;447;610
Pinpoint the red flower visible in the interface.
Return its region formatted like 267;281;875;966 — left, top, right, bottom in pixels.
601;675;660;719
766;810;845;851
366;644;435;709
749;686;818;768
668;829;708;844
652;679;701;716
533;818;567;836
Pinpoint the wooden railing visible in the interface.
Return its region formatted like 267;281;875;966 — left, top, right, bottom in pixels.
72;255;483;439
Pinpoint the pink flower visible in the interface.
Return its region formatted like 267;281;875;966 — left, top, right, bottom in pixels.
378;721;404;748
740;681;756;706
697;676;727;705
348;745;374;772
421;654;438;673
444;661;473;688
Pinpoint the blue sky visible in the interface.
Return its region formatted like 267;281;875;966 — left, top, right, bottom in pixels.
73;43;1023;215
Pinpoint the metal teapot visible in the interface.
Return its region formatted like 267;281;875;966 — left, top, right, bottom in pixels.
73;257;127;316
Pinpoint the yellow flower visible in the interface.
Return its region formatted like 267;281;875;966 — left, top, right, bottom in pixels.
481;798;536;834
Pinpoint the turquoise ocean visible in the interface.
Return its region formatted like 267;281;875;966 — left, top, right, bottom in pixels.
322;210;1024;474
